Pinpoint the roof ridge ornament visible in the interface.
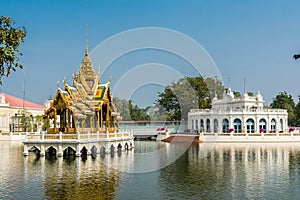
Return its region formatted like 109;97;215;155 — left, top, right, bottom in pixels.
85;24;88;56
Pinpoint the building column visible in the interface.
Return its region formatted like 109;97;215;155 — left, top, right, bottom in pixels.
105;142;111;154
229;116;233;130
218;117;222;134
75;143;81;157
255;116;259;133
40;144;45;156
23;143;28;156
267;116;270;133
57;144;63;157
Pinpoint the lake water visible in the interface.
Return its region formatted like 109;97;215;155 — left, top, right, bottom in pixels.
1;141;300;199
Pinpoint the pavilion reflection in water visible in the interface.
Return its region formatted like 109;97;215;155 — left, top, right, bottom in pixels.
23;149;135;200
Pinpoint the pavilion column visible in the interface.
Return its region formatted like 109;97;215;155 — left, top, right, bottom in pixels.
64;109;67;130
72;113;76;132
97;110;100;131
90;116;93;131
54;109;57;133
100;107;103;130
106;104;109;131
67;109;71;133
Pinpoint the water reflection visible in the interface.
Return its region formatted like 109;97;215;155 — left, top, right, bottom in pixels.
159;143;300;199
23;153;122;200
2;141;300;199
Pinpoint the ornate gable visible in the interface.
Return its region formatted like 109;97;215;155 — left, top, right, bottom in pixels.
53;88;74;109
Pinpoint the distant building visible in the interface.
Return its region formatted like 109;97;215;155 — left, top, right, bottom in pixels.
188;88;288;133
0;92;45;133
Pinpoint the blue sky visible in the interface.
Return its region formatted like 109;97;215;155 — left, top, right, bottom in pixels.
1;0;300;108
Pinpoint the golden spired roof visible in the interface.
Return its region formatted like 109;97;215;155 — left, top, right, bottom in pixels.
44;27;119;135
76;25;97;95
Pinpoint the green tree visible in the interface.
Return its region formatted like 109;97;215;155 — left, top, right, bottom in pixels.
247;92;254;97
270;91;295;125
156;85;182;121
113;97;150;121
294;96;300;126
203;77;224;99
233;91;241;98
0;16;26;84
17;109;32;132
113;97;131;120
156;75;224;121
128;100;150;121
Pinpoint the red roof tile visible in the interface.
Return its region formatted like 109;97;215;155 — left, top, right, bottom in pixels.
1;93;45;109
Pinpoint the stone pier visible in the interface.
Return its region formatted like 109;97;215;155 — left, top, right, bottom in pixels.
23;131;134;157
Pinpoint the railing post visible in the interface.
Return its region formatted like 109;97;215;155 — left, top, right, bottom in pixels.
106;130;110;139
23;143;28;156
88;131;90;141
59;132;62;141
77;132;80;140
41;131;44;141
24;132;28;142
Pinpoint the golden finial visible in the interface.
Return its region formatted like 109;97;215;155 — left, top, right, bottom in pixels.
85;24;88;56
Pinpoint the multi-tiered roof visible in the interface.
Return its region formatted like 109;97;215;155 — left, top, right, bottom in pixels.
44;34;117;133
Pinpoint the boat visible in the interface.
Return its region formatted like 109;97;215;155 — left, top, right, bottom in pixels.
156;128;170;141
162;134;203;143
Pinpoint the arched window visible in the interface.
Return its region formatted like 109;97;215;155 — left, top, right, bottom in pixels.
233;118;242;133
222;118;229;133
213;119;218;133
195;119;199;132
200;119;204;132
271;119;276;133
259;118;266;133
246;118;255;133
206;119;211;132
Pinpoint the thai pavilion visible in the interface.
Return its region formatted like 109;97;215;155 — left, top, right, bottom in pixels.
188;88;288;134
44;41;119;134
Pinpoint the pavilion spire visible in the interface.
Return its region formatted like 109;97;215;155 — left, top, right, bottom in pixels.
85;24;88;56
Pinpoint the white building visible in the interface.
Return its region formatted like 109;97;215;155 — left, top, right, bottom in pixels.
188;88;288;134
0;92;45;133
